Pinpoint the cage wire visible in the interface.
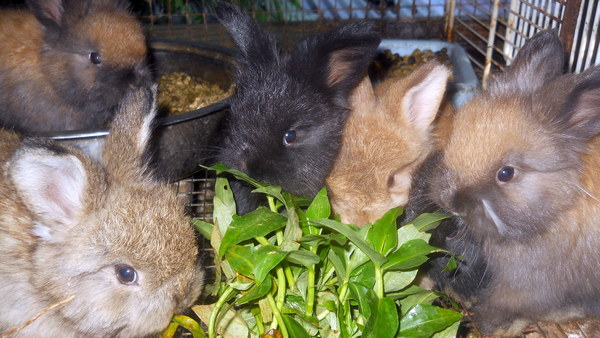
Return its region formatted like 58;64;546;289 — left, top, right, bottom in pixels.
446;0;600;86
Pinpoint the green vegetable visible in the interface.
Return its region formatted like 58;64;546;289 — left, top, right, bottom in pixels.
167;164;462;337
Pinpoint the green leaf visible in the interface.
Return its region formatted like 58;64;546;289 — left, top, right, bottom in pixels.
193;304;250;338
305;188;331;220
219;207;287;256
443;255;459;272
327;247;346;282
367;207;402;255
363;296;399;338
349;261;375;289
224;245;255;277
383;239;442;271
171;315;206;338
213;176;236;236
237;278;273;305
398;304;462;338
408;212;451;232
431;318;461;338
253;245;288;284
384;270;418;293
281;315;310;338
397;224;431;247
281;202;303;251
192;219;213;240
396;286;442;316
286;250;321;267
299;233;347;247
347;282;372;319
312;219;387;267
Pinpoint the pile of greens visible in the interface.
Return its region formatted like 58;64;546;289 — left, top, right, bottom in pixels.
162;164;462;337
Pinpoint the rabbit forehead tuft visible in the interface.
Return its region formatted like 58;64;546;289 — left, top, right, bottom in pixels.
443;96;550;184
93;185;199;280
80;10;147;66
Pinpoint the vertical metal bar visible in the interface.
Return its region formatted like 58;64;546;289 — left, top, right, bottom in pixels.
561;0;583;63
445;0;456;41
483;0;501;88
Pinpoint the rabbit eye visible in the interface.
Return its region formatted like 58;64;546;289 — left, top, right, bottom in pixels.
115;264;137;285
497;166;516;182
283;130;297;146
89;52;101;65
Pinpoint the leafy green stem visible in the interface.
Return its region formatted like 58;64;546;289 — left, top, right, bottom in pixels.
375;265;384;299
208;285;236;338
306;266;316;316
267;292;288;338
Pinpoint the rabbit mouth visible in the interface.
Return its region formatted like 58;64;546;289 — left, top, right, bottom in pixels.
481;199;508;236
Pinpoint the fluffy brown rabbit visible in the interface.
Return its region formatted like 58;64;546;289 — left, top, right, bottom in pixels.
325;60;451;226
428;29;600;335
0;0;149;133
0;85;203;336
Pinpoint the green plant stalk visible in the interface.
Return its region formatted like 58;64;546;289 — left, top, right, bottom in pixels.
275;267;286;310
208;285;236;338
338;281;350;305
266;292;289;338
375;265;384;299
283;264;295;288
254;306;265;335
306;265;316;316
256;236;271;246
267;196;278;213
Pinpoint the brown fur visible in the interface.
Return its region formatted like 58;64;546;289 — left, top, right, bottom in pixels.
428;30;600;335
326;61;451;226
0;85;203;336
0;0;149;133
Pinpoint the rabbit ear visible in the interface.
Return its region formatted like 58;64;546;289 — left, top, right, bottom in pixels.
349;76;376;113
102;84;157;180
489;29;564;94
294;21;381;100
400;61;449;132
381;61;449;134
556;68;600;140
27;0;64;31
9;144;87;234
216;1;278;65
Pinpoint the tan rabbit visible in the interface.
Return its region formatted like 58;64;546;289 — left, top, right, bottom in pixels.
326;60;451;226
0;85;204;337
0;0;149;133
427;30;600;335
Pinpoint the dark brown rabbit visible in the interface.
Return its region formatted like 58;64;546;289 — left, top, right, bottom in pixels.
326;61;451;226
0;85;203;336
0;0;149;133
428;30;600;335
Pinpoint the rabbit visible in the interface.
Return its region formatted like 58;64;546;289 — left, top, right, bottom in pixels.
426;29;600;335
214;1;381;214
0;84;204;337
325;60;451;226
0;0;150;134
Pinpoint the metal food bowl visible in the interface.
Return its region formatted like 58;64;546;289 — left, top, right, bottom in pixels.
48;40;235;183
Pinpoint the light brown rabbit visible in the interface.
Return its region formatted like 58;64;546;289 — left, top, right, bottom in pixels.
326;60;451;226
428;30;600;335
0;0;149;133
0;85;204;337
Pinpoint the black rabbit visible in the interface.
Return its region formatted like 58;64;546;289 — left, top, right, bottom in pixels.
215;1;381;214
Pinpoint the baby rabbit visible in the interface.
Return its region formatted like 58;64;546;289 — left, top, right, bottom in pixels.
0;85;203;336
215;1;381;214
428;29;600;335
0;0;150;133
325;60;450;226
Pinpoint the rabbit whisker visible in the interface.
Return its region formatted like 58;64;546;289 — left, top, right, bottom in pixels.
577;184;600;203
